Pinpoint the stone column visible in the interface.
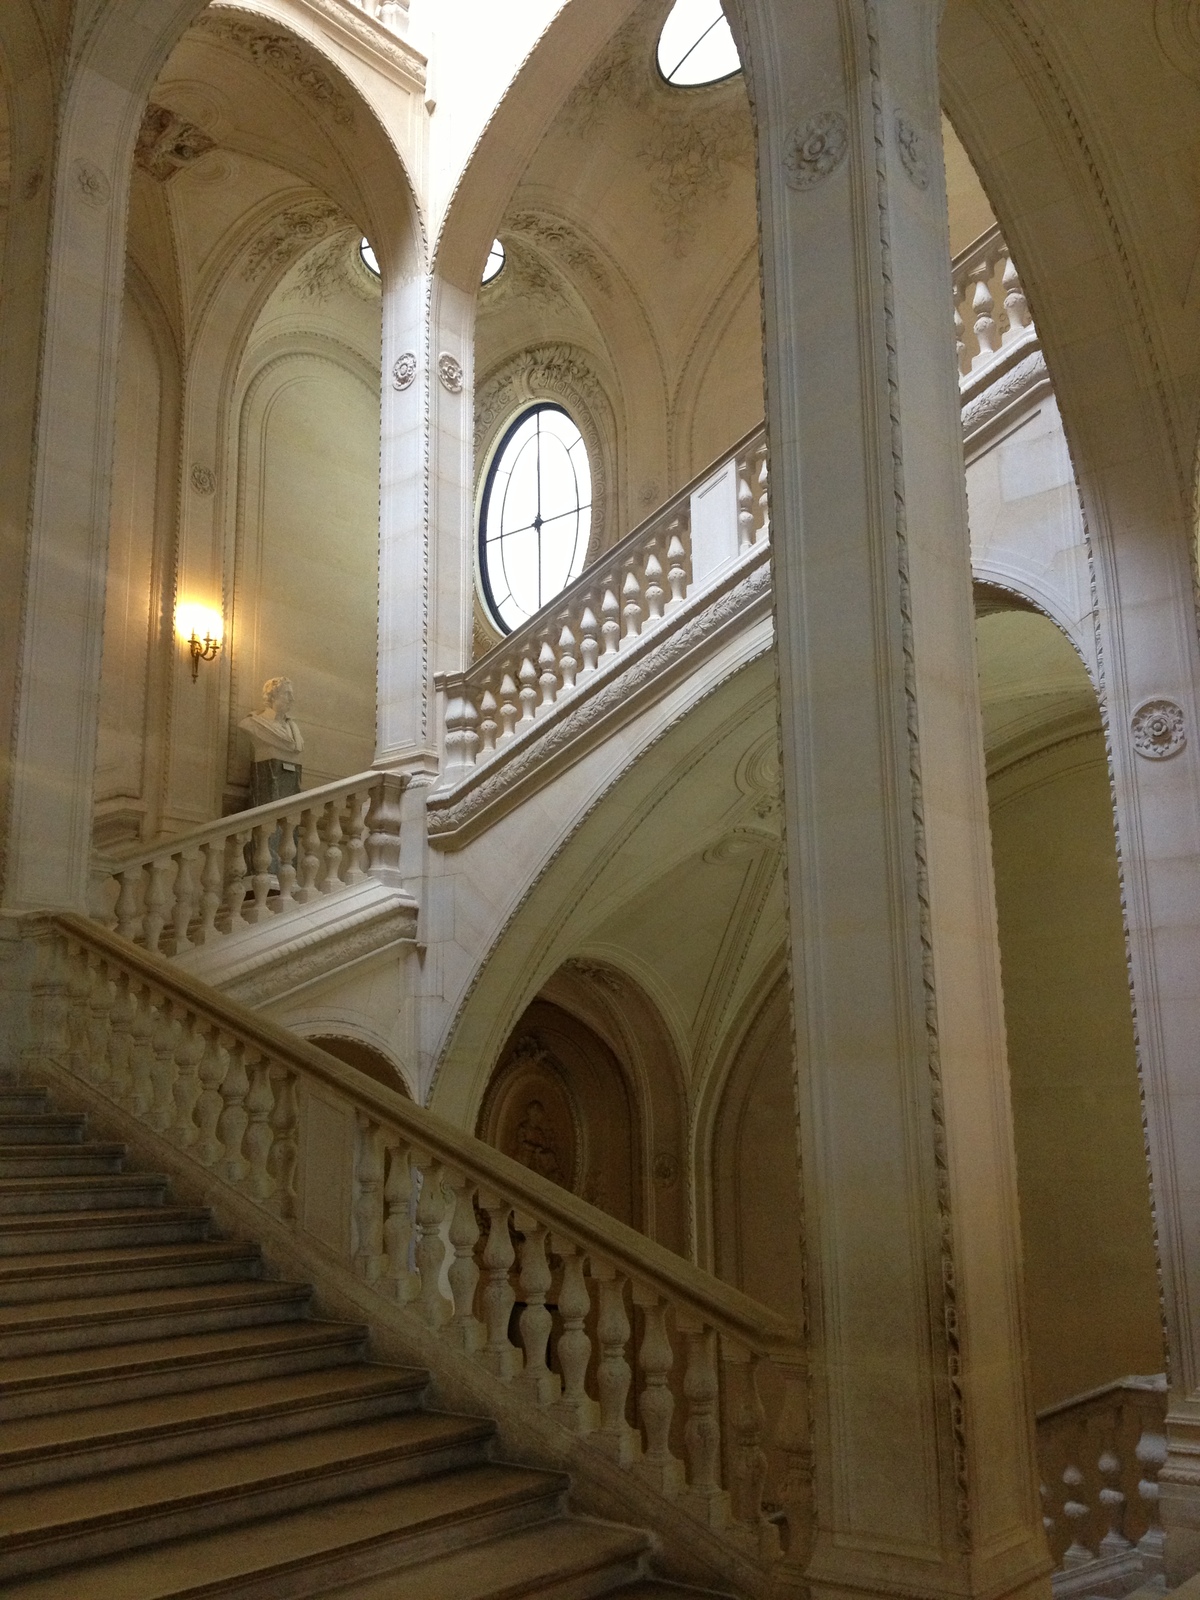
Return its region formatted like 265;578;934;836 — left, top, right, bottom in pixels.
729;1;1050;1596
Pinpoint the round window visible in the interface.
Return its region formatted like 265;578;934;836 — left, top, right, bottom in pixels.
657;0;741;86
479;404;592;634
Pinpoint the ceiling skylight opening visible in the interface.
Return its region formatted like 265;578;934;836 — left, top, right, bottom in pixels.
482;239;506;285
359;237;380;277
657;0;741;87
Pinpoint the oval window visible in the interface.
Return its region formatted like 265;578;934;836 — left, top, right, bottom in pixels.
479;404;592;633
657;0;741;86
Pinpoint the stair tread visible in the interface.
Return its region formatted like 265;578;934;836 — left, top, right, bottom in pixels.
0;1174;164;1192
324;1517;650;1600
0;1278;310;1331
0;1205;210;1234
0;1318;367;1389
0;1412;498;1542
0;1463;565;1599
0;1142;126;1156
0;1240;258;1282
0;1363;428;1461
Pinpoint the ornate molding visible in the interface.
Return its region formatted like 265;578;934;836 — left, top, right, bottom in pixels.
284;0;426;94
285;230;380;304
197;16;356;126
74;159;110;207
243;198;344;282
437;352;464;394
1132;698;1186;760
134;103;216;182
894;112;930;190
783;111;848;190
391;351;417;390
1155;0;1200;80
190;464;216;495
505;212;611;295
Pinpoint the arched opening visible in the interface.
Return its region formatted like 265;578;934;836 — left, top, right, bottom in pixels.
307;1034;411;1097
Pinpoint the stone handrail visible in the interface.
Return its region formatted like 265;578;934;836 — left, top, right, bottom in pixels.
952;223;1036;384
90;772;406;956
1036;1374;1167;1596
433;424;770;794
26;912;808;1580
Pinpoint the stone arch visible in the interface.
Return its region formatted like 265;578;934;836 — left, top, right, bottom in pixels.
305;1033;413;1099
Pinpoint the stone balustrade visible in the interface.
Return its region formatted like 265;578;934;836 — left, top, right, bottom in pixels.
952;223;1035;380
25;913;808;1591
90;772;406;956
1036;1375;1168;1597
433;425;770;795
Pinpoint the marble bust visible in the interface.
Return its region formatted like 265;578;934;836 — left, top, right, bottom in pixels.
239;676;304;805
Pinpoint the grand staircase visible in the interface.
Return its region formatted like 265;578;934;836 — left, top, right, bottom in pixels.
0;1083;717;1599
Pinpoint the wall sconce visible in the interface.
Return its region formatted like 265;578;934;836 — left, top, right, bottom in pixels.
176;602;224;682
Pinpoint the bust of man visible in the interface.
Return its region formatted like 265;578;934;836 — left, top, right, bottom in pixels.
239;676;304;805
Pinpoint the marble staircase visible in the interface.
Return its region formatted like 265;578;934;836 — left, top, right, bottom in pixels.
0;1084;723;1599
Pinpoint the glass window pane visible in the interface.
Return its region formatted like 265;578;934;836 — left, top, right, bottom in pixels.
657;0;741;86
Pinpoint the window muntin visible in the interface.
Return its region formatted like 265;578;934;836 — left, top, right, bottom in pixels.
359;237;380;276
482;239;506;284
657;0;741;86
479;405;592;633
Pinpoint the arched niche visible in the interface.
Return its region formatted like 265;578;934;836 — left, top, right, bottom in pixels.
307;1033;411;1098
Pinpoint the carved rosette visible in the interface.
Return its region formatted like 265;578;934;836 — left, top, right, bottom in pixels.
190;465;216;496
1132;698;1186;759
784;111;849;190
74;160;111;207
437;352;464;393
895;113;930;190
391;352;417;391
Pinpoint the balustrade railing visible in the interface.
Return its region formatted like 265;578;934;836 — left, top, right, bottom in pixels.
90;773;406;956
24;913;808;1584
435;425;770;790
952;224;1035;379
1036;1375;1167;1596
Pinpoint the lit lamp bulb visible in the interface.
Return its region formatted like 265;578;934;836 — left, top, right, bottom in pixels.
176;602;224;682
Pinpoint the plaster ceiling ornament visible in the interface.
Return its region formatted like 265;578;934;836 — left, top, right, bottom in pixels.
196;17;355;126
563;957;624;993
73;159;111;207
437;353;464;394
286;232;379;304
391;351;417;390
652;1152;679;1189
506;213;611;295
189;464;216;495
478;238;568;314
243;198;344;282
134;103;216;182
1155;0;1200;80
784;110;849;191
1132;698;1186;759
895;112;930;190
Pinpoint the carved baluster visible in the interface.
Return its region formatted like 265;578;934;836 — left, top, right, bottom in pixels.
245;825;273;923
243;1056;276;1201
552;1240;595;1434
1061;1463;1093;1567
85;957;114;1086
643;542;665;621
514;1214;559;1404
579;604;600;674
172;1013;205;1148
970;260;999;366
755;445;770;541
773;1358;813;1563
106;972;137;1104
444;691;480;776
149;1000;181;1133
294;810;322;903
114;865;144;942
365;775;405;887
198;841;224;942
478;688;499;755
128;982;156;1117
737;461;756;550
600;581;621;656
222;831;251;929
537;640;558;709
445;1172;482;1351
1002;252;1031;340
632;1285;683;1494
1040;1482;1055;1544
383;1142;417;1303
1098;1449;1131;1554
680;1321;728;1527
65;944;91;1079
412;1155;450;1328
592;1262;637;1463
275;813;299;911
318;802;343;895
354;1114;385;1282
343;793;369;883
730;1348;779;1556
173;849;201;951
217;1039;250;1183
557;624;578;691
1136;1426;1168;1581
267;1067;298;1220
478;1191;519;1379
621;567;643;641
194;1029;228;1166
518;655;538;723
954;298;968;375
143;857;174;951
666;522;687;605
498;667;519;741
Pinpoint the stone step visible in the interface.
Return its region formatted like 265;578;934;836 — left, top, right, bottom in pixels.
0;1363;430;1490
0;1174;169;1213
0;1112;87;1145
0;1318;369;1420
0;1239;263;1305
0;1462;569;1599
0;1278;313;1357
0;1092;51;1116
0;1143;128;1177
0;1410;502;1580
0;1205;213;1256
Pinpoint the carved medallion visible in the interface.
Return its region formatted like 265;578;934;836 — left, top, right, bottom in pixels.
1132;699;1186;759
437;352;464;394
74;160;111;207
895;112;930;190
391;352;417;391
190;465;216;496
784;111;849;191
